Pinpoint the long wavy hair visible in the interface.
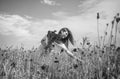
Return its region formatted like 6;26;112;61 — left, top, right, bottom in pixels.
41;27;74;52
58;27;74;48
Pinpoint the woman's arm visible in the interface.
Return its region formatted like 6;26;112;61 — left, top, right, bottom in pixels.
54;42;84;62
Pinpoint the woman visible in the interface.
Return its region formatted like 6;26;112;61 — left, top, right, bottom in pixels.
41;27;83;62
41;27;75;51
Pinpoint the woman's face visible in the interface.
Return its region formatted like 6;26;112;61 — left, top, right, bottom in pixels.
60;29;68;39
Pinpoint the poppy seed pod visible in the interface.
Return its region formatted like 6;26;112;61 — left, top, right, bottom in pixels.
116;13;120;23
112;20;114;25
111;35;113;38
97;12;100;19
106;23;109;26
105;32;107;35
114;16;116;20
117;13;119;16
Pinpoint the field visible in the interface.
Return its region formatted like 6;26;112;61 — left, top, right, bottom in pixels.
0;13;120;79
0;40;120;79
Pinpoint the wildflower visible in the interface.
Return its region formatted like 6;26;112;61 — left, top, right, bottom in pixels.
73;64;78;69
11;62;16;68
73;48;77;52
1;53;4;56
30;59;33;62
81;51;84;55
116;47;120;52
54;57;59;63
58;69;61;72
60;49;64;53
86;42;90;45
41;65;46;70
54;60;59;63
91;51;93;53
102;50;104;54
55;57;57;59
94;52;97;54
110;44;115;48
52;44;55;47
41;64;49;72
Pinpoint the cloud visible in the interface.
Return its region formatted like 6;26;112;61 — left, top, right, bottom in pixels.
0;14;31;37
52;11;69;19
27;19;60;36
0;14;61;48
0;14;60;36
78;0;103;14
40;0;60;6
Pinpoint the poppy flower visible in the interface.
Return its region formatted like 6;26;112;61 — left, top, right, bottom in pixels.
30;59;33;62
54;57;59;63
11;62;16;68
60;49;64;53
102;50;104;54
41;65;46;70
73;48;77;52
87;42;90;45
54;60;59;63
73;64;78;69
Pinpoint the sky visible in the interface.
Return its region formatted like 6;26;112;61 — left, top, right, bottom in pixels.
0;0;120;49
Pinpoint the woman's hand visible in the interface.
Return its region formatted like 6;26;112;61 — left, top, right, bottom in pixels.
54;42;74;57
